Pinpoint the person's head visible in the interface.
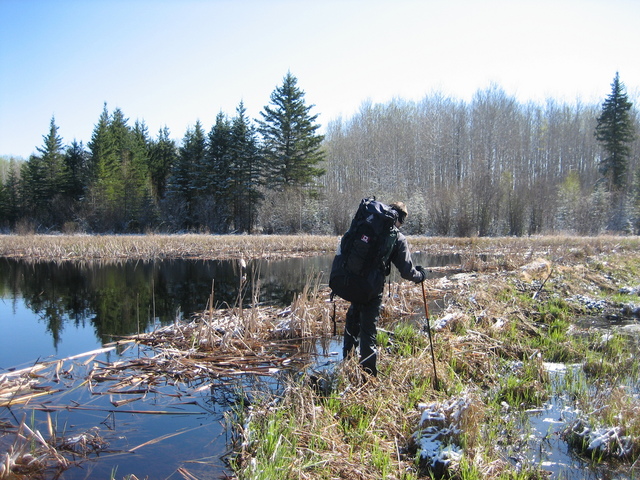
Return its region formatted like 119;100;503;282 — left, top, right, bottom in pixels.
390;201;408;227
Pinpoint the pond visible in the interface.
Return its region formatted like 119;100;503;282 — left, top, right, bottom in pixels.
0;252;457;479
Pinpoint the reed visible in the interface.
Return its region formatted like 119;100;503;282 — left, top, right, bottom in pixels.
2;233;639;262
0;233;339;261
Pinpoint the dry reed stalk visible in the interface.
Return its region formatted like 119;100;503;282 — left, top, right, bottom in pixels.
0;348;117;408
176;467;203;480
0;414;71;478
4;233;639;262
0;234;339;261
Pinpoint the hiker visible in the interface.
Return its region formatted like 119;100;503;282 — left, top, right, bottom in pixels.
336;200;427;377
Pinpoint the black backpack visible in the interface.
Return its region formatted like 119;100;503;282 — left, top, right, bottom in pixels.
329;198;398;303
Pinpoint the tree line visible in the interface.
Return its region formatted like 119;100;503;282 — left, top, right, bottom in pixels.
0;72;325;234
322;73;639;236
1;72;638;236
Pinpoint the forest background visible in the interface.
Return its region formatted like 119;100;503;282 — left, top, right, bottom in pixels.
1;71;638;238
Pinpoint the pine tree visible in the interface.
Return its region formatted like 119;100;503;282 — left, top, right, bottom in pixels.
230;102;263;232
206;112;234;231
167;121;206;229
148;126;176;201
595;72;635;192
64;140;89;202
258;72;325;190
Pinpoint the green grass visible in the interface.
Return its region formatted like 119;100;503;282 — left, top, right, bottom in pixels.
390;322;428;356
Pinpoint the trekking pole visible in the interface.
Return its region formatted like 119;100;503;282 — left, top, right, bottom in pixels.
421;280;440;389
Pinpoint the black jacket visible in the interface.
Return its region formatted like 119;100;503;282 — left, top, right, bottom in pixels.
388;231;423;283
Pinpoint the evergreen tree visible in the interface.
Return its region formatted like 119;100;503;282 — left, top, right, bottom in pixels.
87;103;117;186
595;72;635;192
258;72;325;190
206;112;234;231
167;121;206;229
86;103;118;229
123;120;154;230
0;181;5;228
20;155;46;223
64;140;90;202
4;159;22;228
2;160;21;228
230;102;263;232
37;116;69;202
148;126;176;201
19;117;70;228
84;106;154;231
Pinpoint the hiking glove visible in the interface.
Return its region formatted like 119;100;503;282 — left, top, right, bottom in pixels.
416;266;427;283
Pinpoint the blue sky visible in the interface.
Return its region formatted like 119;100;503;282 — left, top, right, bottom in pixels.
1;0;639;159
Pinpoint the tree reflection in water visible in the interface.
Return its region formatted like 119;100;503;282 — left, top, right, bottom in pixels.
0;253;458;363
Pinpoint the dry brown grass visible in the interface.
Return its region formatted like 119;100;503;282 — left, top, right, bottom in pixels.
230;238;640;479
0;234;338;261
2;233;639;263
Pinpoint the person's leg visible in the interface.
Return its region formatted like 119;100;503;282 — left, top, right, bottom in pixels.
359;295;383;376
343;303;360;359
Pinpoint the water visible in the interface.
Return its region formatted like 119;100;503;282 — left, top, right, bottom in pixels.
0;253;456;369
0;252;457;479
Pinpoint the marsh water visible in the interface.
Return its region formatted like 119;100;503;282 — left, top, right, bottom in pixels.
0;253;634;479
0;253;457;369
0;253;456;479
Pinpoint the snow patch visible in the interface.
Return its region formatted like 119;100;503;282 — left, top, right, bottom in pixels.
412;392;476;472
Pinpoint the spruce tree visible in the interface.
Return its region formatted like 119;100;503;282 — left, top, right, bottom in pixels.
37;116;69;202
230;102;263;232
19;117;70;228
0;157;16;229
167;121;206;229
125;120;154;230
148;126;176;201
64;140;89;202
0;181;5;227
2;160;21;228
595;72;635;192
88;103;117;187
258;72;325;190
206;112;234;231
87;104;117;229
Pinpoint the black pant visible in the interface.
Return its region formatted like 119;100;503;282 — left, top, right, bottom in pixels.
343;294;383;376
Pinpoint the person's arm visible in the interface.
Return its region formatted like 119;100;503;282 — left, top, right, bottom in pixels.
391;232;424;283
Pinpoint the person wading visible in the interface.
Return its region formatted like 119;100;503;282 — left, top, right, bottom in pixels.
330;199;427;377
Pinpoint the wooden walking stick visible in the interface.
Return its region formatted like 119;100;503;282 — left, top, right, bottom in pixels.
421;280;440;390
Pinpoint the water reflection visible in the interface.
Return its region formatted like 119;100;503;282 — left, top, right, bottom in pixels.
0;253;459;368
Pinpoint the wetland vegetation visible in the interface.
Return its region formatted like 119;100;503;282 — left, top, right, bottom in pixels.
1;234;640;479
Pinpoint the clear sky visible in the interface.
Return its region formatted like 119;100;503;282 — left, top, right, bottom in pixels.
1;0;639;159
